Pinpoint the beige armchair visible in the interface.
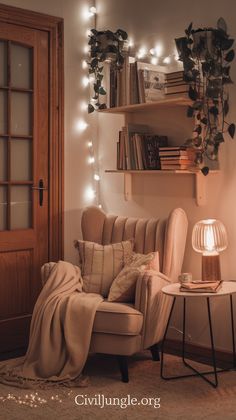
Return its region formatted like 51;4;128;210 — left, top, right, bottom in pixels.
42;206;188;382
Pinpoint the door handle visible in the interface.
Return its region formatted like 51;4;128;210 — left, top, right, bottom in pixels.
32;179;47;206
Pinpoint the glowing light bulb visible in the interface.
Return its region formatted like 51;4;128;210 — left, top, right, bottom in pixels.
82;60;88;69
137;47;147;59
163;56;171;64
88;141;93;148
89;6;97;15
155;43;163;57
82;76;90;87
151;56;158;65
88;156;95;164
80;101;87;111
94;174;100;181
75;119;88;132
84;186;96;201
128;39;134;48
83;45;89;54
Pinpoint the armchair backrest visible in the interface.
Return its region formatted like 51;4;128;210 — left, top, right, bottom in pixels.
81;206;188;282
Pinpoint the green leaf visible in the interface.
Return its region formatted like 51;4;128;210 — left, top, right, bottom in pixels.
225;50;235;62
88;104;95;114
188;86;198;101
185;22;193;37
214;132;224;143
99;87;106;95
221;38;234;51
201;166;209;176
224;100;229;116
194;125;202;135
201;117;208;125
116;29;128;40
217;17;227;33
209;106;219;116
228;123;235;138
91;58;99;67
187;106;194;117
90;29;98;35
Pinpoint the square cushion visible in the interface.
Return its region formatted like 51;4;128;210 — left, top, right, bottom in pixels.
75;239;133;297
108;251;159;302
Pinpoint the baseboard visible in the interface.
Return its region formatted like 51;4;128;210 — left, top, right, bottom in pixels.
164;338;234;368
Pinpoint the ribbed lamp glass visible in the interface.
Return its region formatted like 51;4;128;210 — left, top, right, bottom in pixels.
192;219;228;281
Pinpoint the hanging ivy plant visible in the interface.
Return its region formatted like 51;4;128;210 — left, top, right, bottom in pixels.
87;29;128;113
175;17;235;174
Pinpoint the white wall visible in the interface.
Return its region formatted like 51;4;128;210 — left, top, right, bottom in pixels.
1;0;98;263
2;0;236;351
96;0;236;350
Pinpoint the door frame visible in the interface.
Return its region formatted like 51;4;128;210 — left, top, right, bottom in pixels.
0;3;64;260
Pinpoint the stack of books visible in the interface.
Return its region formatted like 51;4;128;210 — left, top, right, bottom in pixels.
117;124;168;170
180;281;222;293
159;146;196;170
164;71;189;97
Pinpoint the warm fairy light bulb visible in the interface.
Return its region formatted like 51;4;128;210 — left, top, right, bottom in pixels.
89;6;97;15
94;174;100;181
151;56;158;65
82;76;90;87
154;43;163;57
128;39;134;48
82;60;88;69
163;56;171;64
137;47;147;59
88;141;93;148
75;119;88;132
84;186;96;201
88;156;95;164
83;45;89;54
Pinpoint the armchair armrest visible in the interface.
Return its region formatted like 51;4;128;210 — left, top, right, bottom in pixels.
41;262;57;286
135;270;172;349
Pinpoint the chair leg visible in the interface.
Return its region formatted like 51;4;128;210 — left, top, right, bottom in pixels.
149;343;160;361
117;355;129;383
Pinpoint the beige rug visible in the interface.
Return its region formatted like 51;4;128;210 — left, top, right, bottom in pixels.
0;351;236;420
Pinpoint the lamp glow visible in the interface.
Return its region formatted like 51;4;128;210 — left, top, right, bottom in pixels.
151;56;158;65
192;219;228;281
82;76;90;87
163;56;171;64
88;156;95;164
75;119;88;132
94;174;100;181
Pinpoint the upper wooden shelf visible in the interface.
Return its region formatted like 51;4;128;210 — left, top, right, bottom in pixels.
98;97;191;114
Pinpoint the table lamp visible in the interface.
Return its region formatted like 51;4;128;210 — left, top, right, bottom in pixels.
192;219;228;281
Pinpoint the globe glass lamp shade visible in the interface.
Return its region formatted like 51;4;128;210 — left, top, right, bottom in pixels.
192;219;228;281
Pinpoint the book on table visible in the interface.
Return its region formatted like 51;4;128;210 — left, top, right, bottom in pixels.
180;281;222;293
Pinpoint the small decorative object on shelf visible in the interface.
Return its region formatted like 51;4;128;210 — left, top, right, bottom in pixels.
175;18;235;175
192;218;228;281
87;29;128;113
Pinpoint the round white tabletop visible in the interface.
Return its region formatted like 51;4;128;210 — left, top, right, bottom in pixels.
162;281;236;298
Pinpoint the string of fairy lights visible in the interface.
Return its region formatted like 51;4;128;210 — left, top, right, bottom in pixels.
79;5;180;208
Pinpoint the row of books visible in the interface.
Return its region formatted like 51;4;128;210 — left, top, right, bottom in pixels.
159;146;196;170
105;59;187;108
116;124;168;170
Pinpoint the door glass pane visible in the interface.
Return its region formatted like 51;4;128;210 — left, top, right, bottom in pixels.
0;186;7;231
0;138;7;181
10;186;32;229
0;91;7;134
0;41;7;86
11;92;32;135
11;44;33;89
11;139;32;181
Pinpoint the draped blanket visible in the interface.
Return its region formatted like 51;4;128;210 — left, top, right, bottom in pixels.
0;261;103;388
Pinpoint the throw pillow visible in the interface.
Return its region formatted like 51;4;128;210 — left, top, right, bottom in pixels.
107;251;159;303
75;239;134;297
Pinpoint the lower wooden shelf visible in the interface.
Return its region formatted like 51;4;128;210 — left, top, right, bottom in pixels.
105;169;220;206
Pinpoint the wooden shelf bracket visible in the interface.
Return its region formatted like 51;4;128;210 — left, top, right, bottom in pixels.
195;171;207;206
124;173;132;201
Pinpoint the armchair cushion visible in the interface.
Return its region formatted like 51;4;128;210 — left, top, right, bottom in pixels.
93;301;143;335
108;251;159;303
75;239;133;297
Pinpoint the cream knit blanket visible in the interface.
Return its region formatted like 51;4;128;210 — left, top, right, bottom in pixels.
0;261;103;388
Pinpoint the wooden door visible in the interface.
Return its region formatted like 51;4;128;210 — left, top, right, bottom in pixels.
0;22;49;354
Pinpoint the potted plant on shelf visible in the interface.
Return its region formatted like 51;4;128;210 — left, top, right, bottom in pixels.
87;29;128;113
175;18;235;175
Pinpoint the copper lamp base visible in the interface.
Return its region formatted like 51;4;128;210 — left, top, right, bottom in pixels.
202;254;221;281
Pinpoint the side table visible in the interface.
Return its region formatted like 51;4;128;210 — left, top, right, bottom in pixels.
161;281;236;388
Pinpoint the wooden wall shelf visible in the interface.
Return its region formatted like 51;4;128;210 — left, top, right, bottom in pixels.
99;97;191;114
105;170;220;206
